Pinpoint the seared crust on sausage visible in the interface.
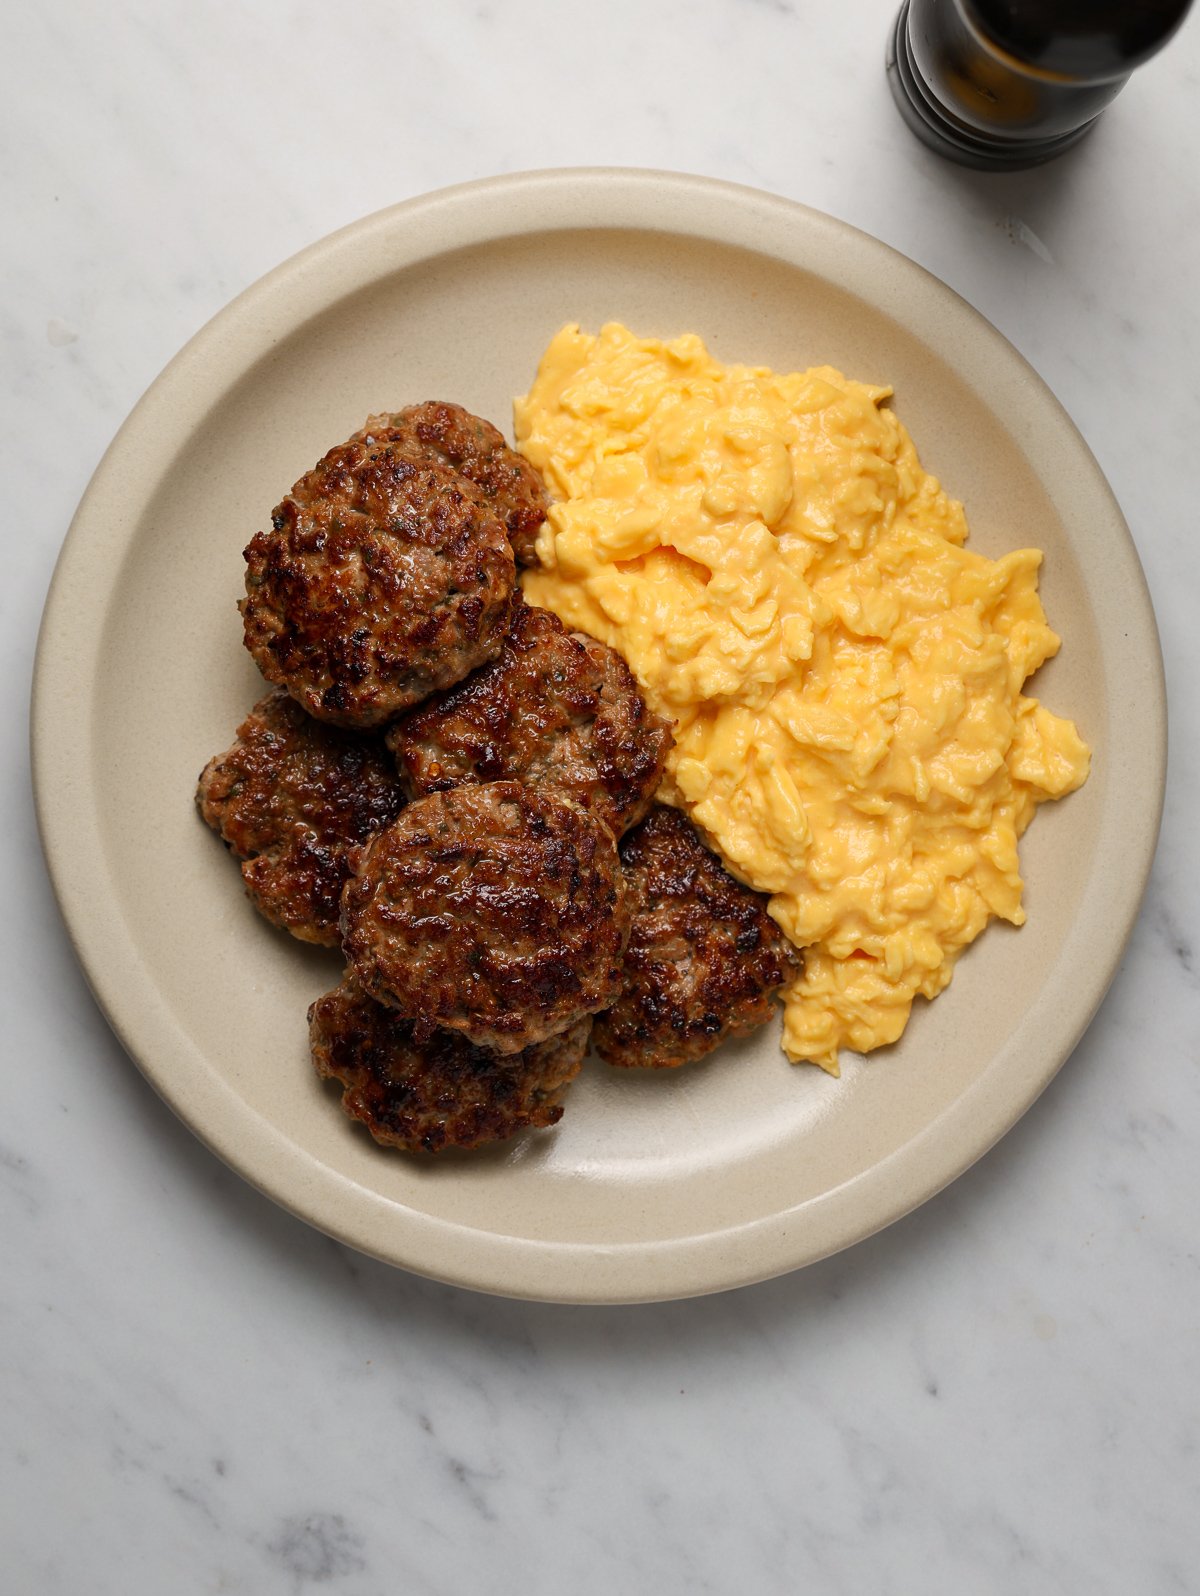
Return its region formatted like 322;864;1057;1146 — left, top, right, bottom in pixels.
355;402;547;566
387;599;673;837
340;781;630;1054
310;975;590;1153
196;688;405;945
241;433;516;728
593;806;799;1069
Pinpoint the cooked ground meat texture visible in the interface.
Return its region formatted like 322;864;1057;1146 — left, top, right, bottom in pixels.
593;805;800;1069
309;975;590;1154
241;431;515;728
196;688;405;945
341;780;630;1054
355;402;547;566
386;599;673;838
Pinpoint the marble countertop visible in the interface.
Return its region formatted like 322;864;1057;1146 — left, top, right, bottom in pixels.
6;2;1198;1591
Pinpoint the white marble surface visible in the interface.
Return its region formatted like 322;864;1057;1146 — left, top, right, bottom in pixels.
5;1;1199;1590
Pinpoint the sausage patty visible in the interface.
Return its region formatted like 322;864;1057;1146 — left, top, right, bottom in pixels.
340;781;630;1054
309;976;590;1154
387;599;673;837
241;432;516;728
355;402;547;566
196;688;406;945
592;806;799;1069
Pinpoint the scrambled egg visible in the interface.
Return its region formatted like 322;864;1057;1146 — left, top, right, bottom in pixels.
517;322;1090;1072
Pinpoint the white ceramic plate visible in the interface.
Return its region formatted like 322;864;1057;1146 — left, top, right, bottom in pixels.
32;170;1165;1303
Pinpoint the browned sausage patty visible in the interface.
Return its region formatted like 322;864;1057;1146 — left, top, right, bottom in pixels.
593;806;799;1069
241;432;516;728
340;781;630;1054
196;689;406;945
355;402;547;566
387;599;673;838
309;975;590;1154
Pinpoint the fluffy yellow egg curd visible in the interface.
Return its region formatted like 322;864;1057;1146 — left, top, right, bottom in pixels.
517;323;1090;1073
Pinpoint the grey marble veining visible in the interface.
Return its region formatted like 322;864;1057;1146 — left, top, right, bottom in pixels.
4;1;1199;1591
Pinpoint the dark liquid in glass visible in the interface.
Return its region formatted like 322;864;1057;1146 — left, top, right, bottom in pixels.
970;0;1193;77
887;0;1194;169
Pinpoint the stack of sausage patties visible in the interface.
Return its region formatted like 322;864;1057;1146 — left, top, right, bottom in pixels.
199;402;796;1154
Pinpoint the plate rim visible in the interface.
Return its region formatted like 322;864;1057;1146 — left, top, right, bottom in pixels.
31;167;1167;1303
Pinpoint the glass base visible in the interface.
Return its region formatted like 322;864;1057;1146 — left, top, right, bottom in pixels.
885;1;1099;171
